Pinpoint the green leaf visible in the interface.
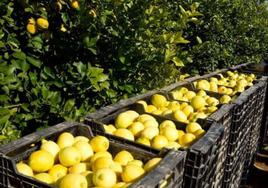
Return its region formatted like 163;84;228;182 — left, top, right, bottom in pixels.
12;51;26;60
27;56;41;68
172;57;184;67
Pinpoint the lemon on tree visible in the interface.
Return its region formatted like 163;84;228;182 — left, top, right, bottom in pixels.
59;173;88;188
37;17;49;29
28;150;54;172
93;168;117;187
16;162;34;177
90;136;109;152
58;146;81;167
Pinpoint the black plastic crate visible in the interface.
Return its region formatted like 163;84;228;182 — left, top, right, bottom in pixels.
0;122;186;188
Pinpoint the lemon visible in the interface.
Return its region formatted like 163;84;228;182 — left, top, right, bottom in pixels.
178;87;189;94
179;133;196;147
28;150;54;172
113;182;128;188
173;110;188;123
146;105;158;113
59;146;81;167
16;162;33;177
69;163;89;174
137;114;156;123
167;101;180;111
110;161;123;176
121;164;145;183
115;112;135;129
71;0;80;9
166;141;181;149
92;157;113;171
48;164;67;182
185;91;196;100
143;119;159;128
207;106;218;113
151;94;168;108
162;109;173;116
114;150;134;166
218;86;228;94
90;136;109;152
170;91;183;100
197;90;207;97
194;129;206;138
209;77;218;83
191;96;207;110
73;141;94;162
57;132;74;149
160;127;179;142
90;151;113;164
209;81;218;92
220;95;232;104
59;174;87;188
93;168;117;187
177;130;185;140
159;120;176;129
206;97;219;106
196;80;210;90
136;137;151;146
151;109;163;115
113;128;135;141
37;18;49;29
186;122;202;134
182;105;194;117
136;100;148;109
180;102;189;110
27;24;36;34
128;122;144;137
127;160;143;167
151;135;169;150
81;171;94;187
35;173;54;184
144;158;162;172
74;136;89;143
125;110;139;121
141;126;159;140
104;124;117;134
40;139;60;161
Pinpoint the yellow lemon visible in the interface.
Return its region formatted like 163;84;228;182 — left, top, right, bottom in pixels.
90;136;109;152
59;173;88;188
69;163;90;174
92;157;113;171
29;150;54;173
93;168;117;187
144;158;162;172
90;151;113;164
191;96;207;110
186;122;202;134
136;137;151;146
110;161;123;176
197;90;207;97
146;105;157;113
74;136;89;143
73;141;94;162
71;0;80;9
141;126;159;140
115;112;135;129
57;132;74;149
125;110;139;121
121;164;145;183
26;24;36;34
177;130;185;140
194;129;206;138
16;162;33;177
185;91;196;100
166;141;181;149
136;100;148;109
40;139;60;161
220;95;232;104
35;173;54;184
179;133;196;147
128;122;144;137
48;164;67;182
137;114;156;123
112;182;128;188
160;126;179;141
143;119;159;128
151;135;169;150
159;120;176;129
59;146;81;167
81;171;94;187
114;150;134;166
151;94;168;108
182;105;194;117
173;110;188;123
127;160;143;167
104;124;117;134
37;18;49;29
113;128;134;141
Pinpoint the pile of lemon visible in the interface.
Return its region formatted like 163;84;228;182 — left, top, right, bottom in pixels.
104;110;205;150
16;132;162;188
